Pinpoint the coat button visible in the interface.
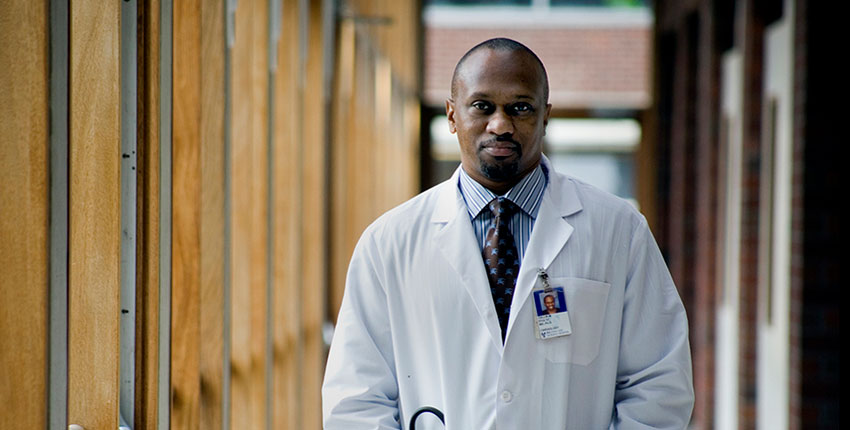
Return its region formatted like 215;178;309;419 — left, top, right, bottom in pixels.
500;390;512;402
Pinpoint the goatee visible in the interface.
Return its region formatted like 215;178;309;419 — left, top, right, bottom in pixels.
480;159;519;182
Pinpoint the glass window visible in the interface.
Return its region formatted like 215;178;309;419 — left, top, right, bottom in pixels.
550;0;648;7
545;118;641;207
424;0;532;6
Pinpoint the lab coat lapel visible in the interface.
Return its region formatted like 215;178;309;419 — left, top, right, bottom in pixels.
432;169;505;353
506;167;583;340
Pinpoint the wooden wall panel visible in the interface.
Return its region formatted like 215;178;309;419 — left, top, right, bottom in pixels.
171;0;202;428
68;0;122;428
0;2;424;429
327;0;422;332
249;0;270;428
230;0;254;429
301;1;328;427
272;0;305;427
135;0;161;428
169;1;229;429
199;0;227;428
329;19;356;320
352;35;377;260
0;1;49;428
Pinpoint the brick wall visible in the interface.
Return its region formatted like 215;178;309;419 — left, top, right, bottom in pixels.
654;1;764;429
424;26;650;109
654;0;840;429
736;2;764;427
692;1;722;426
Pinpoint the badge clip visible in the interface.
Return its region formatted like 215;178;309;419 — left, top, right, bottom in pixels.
537;268;553;293
533;268;572;339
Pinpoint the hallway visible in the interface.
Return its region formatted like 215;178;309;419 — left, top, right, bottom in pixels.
1;0;838;429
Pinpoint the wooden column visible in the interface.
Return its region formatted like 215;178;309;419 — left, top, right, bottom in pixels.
171;0;202;427
229;0;255;424
199;0;227;428
249;0;270;426
67;0;122;428
0;1;49;428
230;0;270;427
329;19;356;319
301;0;329;427
272;0;305;427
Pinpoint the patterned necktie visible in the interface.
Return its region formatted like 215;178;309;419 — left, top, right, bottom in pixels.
482;197;520;342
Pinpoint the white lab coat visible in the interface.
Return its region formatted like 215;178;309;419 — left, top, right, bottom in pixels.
323;157;694;429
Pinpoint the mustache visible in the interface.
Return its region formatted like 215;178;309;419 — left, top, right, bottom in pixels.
479;136;520;148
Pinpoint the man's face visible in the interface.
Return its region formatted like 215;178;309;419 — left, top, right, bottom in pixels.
544;295;556;311
447;48;551;193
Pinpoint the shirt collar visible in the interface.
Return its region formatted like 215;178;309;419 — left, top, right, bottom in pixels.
458;162;548;220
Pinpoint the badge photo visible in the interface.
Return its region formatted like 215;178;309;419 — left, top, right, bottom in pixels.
534;287;567;316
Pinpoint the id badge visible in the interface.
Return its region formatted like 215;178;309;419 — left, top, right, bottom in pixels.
533;269;572;339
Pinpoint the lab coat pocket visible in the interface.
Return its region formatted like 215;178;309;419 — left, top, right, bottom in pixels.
536;277;611;365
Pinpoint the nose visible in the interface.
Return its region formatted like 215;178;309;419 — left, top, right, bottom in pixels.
486;109;514;136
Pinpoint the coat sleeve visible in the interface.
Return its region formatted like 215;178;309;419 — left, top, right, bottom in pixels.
610;220;695;429
323;227;402;430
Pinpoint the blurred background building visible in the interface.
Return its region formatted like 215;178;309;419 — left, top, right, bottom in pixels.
0;0;838;429
651;1;839;429
421;0;652;212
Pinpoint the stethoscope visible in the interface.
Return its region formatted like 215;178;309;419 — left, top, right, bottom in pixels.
409;406;445;429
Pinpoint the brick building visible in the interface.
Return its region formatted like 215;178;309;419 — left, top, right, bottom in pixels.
651;0;839;428
422;2;656;209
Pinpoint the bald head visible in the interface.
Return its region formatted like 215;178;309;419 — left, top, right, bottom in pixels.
450;38;549;103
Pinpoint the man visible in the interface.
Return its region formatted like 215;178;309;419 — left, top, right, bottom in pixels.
323;38;693;429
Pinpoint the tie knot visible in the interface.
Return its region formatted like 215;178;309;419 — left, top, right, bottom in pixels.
488;197;518;220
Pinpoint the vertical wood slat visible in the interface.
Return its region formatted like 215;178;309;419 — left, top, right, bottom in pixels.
272;0;305;427
329;18;356;324
229;0;253;421
200;0;227;428
0;1;49;429
228;0;249;426
302;0;328;427
68;0;122;428
171;0;202;428
249;0;270;428
135;0;161;428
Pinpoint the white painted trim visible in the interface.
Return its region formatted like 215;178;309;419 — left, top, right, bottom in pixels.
423;5;652;29
715;48;743;430
756;1;794;428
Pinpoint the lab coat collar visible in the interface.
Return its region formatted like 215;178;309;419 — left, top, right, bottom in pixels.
431;166;504;351
431;164;465;223
431;155;581;222
430;155;584;349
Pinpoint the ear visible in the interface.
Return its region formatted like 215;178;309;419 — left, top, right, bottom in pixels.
542;103;552;135
446;99;457;134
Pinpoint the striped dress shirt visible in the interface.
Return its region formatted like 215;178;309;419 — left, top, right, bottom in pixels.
457;163;548;264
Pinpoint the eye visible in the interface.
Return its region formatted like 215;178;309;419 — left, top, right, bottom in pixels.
508;102;534;115
471;101;493;113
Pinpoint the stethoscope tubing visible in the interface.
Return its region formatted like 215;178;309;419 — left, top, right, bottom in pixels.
408;406;445;429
